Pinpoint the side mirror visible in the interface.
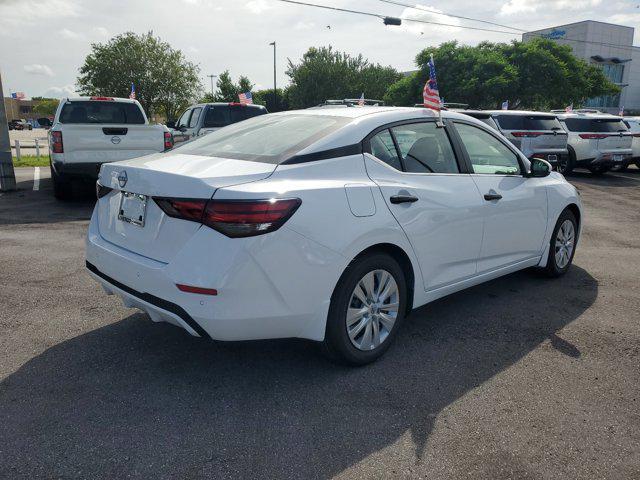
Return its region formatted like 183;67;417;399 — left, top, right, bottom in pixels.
529;158;551;178
166;121;176;129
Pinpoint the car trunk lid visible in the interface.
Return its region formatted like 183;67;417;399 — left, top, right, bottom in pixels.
96;152;276;262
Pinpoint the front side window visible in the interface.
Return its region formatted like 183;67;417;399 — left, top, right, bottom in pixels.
391;122;459;173
175;109;191;129
369;129;401;170
189;107;202;128
455;123;521;175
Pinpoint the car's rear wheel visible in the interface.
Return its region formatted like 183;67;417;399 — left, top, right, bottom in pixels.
557;150;575;175
322;253;407;365
51;166;73;200
588;165;609;175
544;209;578;277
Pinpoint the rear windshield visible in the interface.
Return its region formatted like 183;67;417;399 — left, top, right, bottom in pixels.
202;106;266;128
496;115;562;131
563;118;628;133
59;101;145;124
176;114;350;164
463;113;498;129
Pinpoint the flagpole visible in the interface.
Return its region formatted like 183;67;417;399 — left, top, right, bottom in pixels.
431;54;444;128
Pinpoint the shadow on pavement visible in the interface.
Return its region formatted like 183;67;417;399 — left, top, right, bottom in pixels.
567;168;640;188
0;266;598;479
0;174;94;225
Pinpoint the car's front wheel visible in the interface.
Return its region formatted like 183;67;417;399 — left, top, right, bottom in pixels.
544;209;578;277
322;253;407;365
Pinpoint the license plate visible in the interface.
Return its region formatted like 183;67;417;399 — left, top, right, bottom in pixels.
613;154;623;162
547;154;558;162
118;192;148;227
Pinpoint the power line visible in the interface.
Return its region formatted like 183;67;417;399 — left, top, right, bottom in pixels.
274;0;640;52
376;0;526;32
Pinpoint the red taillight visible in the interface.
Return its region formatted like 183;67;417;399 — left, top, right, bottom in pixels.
176;284;218;296
579;133;609;139
511;131;546;137
51;130;63;153
154;198;207;222
202;198;301;237
90;96;114;101
164;131;174;151
153;197;301;238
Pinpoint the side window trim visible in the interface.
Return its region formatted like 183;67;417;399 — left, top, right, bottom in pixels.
362;119;470;174
450;120;526;176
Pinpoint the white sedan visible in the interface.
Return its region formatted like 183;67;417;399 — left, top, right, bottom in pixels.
86;107;582;365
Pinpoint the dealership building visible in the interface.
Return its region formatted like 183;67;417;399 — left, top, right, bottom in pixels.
523;20;640;114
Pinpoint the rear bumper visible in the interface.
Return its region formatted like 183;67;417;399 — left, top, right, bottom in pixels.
529;152;568;166
52;160;102;180
85;205;344;342
588;152;633;166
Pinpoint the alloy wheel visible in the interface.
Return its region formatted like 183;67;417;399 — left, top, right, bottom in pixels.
346;269;399;351
555;219;575;269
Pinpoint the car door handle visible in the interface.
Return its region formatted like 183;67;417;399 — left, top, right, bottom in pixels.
390;195;419;204
483;193;503;201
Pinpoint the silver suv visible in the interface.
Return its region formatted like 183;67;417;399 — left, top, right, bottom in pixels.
461;110;568;169
557;113;632;174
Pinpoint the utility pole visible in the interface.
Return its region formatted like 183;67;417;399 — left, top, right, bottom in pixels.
269;41;277;110
0;70;16;191
207;74;217;100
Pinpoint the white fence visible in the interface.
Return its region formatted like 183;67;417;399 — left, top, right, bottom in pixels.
12;138;49;160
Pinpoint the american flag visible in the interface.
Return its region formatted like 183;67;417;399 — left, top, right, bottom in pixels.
565;104;573;113
129;83;136;100
618;105;624;117
239;91;253;105
501;100;509;110
11;92;26;100
358;93;365;106
423;55;441;111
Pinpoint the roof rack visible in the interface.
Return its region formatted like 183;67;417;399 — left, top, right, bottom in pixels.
316;98;385;107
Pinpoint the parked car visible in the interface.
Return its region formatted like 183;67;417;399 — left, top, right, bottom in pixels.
168;102;267;143
8;119;32;130
87;107;582;365
556;113;632;174
620;117;640;170
461;110;568;170
49;97;173;200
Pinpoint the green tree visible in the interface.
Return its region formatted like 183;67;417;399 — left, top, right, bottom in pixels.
204;71;255;103
384;39;619;110
286;46;402;108
76;31;202;120
31;97;59;117
252;88;289;112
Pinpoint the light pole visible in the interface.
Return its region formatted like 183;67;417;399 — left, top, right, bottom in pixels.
0;70;16;191
207;74;217;100
269;41;277;110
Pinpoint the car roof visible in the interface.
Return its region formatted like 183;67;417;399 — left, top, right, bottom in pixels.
557;113;623;120
63;96;139;104
483;110;558;117
191;102;267;108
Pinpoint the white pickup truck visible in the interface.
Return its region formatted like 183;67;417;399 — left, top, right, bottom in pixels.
49;97;173;199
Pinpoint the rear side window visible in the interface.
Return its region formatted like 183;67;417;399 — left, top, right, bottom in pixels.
370;130;401;170
392;122;459;173
59;101;145;124
203;106;266;128
496;115;562;131
563;118;628;132
177;114;349;164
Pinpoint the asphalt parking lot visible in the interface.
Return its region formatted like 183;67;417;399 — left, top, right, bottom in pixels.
1;167;639;479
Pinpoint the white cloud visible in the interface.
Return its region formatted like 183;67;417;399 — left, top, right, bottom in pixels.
245;0;271;14
398;5;461;36
23;64;55;77
500;0;602;15
59;28;83;40
45;85;77;98
294;21;316;31
0;0;80;23
93;26;110;37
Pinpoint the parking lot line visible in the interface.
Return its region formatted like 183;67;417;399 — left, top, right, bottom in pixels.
33;167;40;191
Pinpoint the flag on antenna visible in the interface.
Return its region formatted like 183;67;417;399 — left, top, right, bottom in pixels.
422;55;441;111
501;100;508;110
129;83;136;100
358;93;365;106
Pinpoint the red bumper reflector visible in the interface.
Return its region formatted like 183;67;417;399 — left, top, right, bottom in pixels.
176;284;218;296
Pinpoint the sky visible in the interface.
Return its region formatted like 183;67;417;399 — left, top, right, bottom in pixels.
0;0;638;99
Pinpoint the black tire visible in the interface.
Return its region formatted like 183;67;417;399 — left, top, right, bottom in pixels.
543;209;578;277
322;253;407;366
588;165;609;175
51;166;73;200
611;164;628;172
557;149;575;175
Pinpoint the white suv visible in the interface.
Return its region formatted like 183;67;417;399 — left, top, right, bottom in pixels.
557;113;632;174
621;117;640;170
